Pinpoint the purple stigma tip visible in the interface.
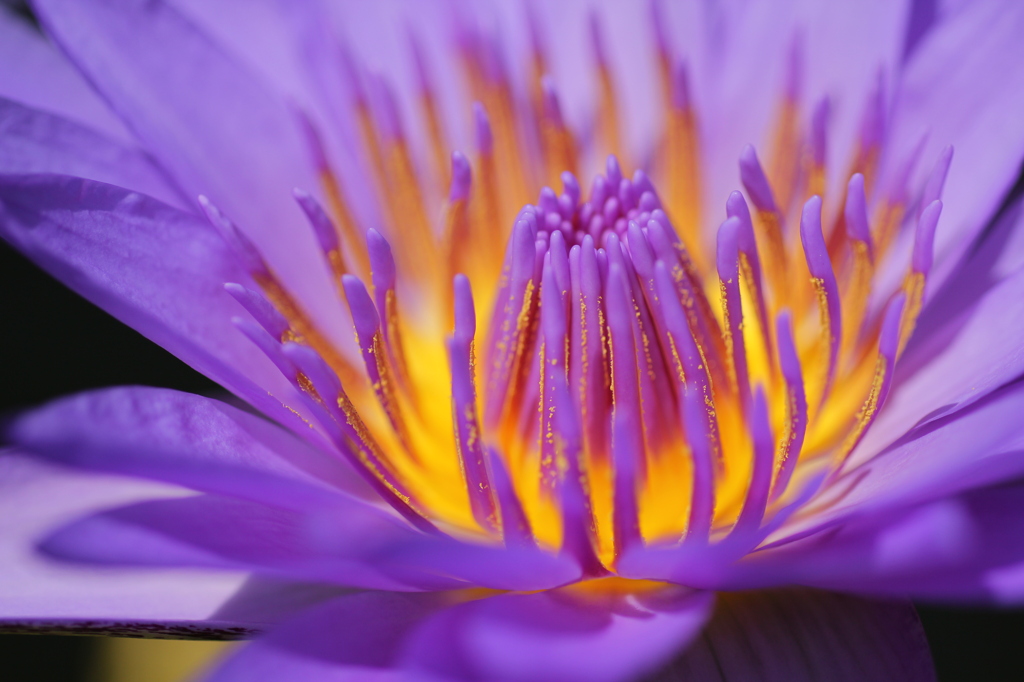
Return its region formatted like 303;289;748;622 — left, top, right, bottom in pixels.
739;145;778;214
561;172;581;206
799;196;829;279
716;217;742;280
810;97;830;167
199;196;267;275
588;10;609;67
293;188;339;253
671;60;692;110
844;174;871;245
921;145;954;217
783;31;804;101
913;200;942;275
540;75;565;127
372;75;403;141
449;151;472;202
292;106;329;171
341;274;380;340
473;102;494;155
649;0;670;57
366;228;396;292
606;155;623;187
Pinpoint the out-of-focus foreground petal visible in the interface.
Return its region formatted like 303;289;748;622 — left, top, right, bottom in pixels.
204;586;713;682
648;589;935;682
0;452;333;637
0;174;313;436
31;0;344;343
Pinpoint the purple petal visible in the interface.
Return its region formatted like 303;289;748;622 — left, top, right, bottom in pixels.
7;386;370;510
203;591;452;681
728;480;1024;606
772;378;1024;549
650;589;935;682
0;96;185;208
40;494;424;592
0;174;312;434
0;452;324;636
855;265;1024;467
884;0;1024;289
402;587;713;682
33;0;344;343
0;7;130;141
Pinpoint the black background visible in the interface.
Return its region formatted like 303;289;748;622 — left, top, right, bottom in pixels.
3;236;1024;681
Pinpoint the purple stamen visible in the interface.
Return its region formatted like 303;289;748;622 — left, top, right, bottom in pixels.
769;310;807;502
448;275;497;532
717;216;751;405
224;283;289;341
725;191;773;363
540;75;566;127
199;195;268;277
681;387;715;544
844;174;873;252
671;60;692;111
800;195;842;405
733;385;774;535
485;447;534;548
913;200;943;276
449;151;472;203
293;188;340;255
473;102;494;156
739;144;779;216
920;145;954;219
810;97;830;169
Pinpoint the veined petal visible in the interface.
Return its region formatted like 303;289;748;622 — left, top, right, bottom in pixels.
6;386;370;510
0;452;326;637
0;96;185;208
32;0;344;344
651;589;935;682
0;175;314;436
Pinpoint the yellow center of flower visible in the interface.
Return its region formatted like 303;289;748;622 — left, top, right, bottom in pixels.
234;24;941;573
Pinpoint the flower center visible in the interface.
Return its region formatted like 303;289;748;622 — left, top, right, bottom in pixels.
210;13;948;573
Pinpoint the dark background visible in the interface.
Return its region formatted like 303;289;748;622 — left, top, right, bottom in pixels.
3;237;1024;681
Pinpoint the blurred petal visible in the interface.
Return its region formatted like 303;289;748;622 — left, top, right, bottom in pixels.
33;0;344;343
884;0;1024;289
7;386;370;510
0;174;313;434
729;481;1024;605
0;96;185;208
401;587;713;682
203;591;452;682
40;494;423;592
0;452;326;636
0;7;130;141
649;589;935;682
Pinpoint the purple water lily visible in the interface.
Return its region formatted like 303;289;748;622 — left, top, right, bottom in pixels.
3;0;1024;680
